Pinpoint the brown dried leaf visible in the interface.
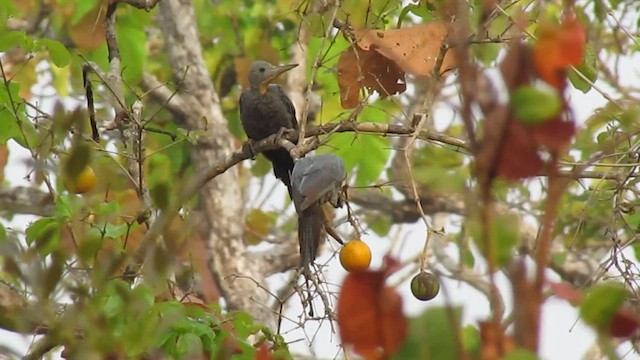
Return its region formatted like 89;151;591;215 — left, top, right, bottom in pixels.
354;21;456;77
479;321;516;360
0;145;8;182
337;46;406;109
499;41;534;91
337;263;407;359
67;5;106;51
495;121;543;180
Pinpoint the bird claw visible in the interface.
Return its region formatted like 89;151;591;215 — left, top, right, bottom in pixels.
244;139;258;159
328;188;346;208
276;127;296;140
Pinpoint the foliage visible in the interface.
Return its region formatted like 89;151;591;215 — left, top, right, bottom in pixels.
0;0;639;359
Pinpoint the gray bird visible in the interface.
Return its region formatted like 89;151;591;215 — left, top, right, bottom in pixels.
240;60;298;192
291;154;347;271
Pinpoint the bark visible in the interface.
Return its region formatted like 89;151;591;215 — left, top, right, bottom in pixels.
156;0;273;327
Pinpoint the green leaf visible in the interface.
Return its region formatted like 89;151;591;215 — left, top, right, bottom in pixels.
327;115;390;186
411;144;467;193
568;44;597;93
580;282;627;331
336;133;388;186
54;195;74;220
14;112;38;149
117;13;148;83
103;293;126;319
0;30;28;52
619;105;640;131
64;142;91;179
0;223;6;242
176;333;203;357
150;182;170;210
472;42;501;66
25;217;61;255
77;227;104;262
42;251;65;298
0;0;16;26
251;154;272;178
70;0;100;25
470;212;519;267
398;4;435;26
104;223;129;238
393;307;462;360
0;109;20;143
461;325;480;357
40;38;71;67
0;80;20;106
365;212;392;236
504;349;540;360
96;201;120;216
232;311;255;338
512;85;562;124
132;284;155;310
304;13;328;37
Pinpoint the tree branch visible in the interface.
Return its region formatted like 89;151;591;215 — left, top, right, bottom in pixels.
0;186;54;217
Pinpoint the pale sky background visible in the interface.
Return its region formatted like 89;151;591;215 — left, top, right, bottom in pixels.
1;24;640;360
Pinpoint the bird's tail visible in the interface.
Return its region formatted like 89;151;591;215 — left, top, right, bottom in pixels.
298;202;322;271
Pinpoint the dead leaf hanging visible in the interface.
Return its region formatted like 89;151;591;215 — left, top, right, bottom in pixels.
354;21;456;77
337;258;407;359
337;46;406;109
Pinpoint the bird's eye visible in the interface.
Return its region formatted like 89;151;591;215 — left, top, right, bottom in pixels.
259;67;265;72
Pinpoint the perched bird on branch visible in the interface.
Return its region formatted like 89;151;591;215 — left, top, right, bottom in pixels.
239;60;298;193
291;154;346;273
240;60;348;295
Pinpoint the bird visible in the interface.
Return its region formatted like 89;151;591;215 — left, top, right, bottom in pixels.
291;154;346;273
240;60;328;271
240;60;298;193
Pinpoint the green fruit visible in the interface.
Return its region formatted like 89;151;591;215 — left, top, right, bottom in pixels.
410;272;440;301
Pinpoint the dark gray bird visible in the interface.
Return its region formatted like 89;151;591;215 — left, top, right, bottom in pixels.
291;154;346;271
239;61;298;192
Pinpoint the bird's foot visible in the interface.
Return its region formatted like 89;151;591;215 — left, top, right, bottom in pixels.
276;126;297;140
243;139;258;159
275;127;298;159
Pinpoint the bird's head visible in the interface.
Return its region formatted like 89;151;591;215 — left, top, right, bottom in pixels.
248;60;298;94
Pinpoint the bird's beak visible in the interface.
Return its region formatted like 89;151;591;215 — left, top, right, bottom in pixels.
264;63;298;84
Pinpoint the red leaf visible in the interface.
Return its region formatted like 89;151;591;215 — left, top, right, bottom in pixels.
255;344;273;360
337;263;407;359
549;282;640;338
532;116;575;153
495;121;543;180
548;282;583;306
609;308;640;338
559;12;586;65
533;11;586;89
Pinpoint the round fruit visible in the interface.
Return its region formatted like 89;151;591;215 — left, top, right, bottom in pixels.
339;240;372;272
410;272;440;301
65;165;96;194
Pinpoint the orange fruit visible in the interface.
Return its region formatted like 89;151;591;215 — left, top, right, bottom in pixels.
339;240;372;272
65;165;96;194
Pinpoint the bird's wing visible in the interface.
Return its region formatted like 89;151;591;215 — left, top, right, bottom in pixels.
292;155;346;210
239;90;248;118
270;84;298;129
